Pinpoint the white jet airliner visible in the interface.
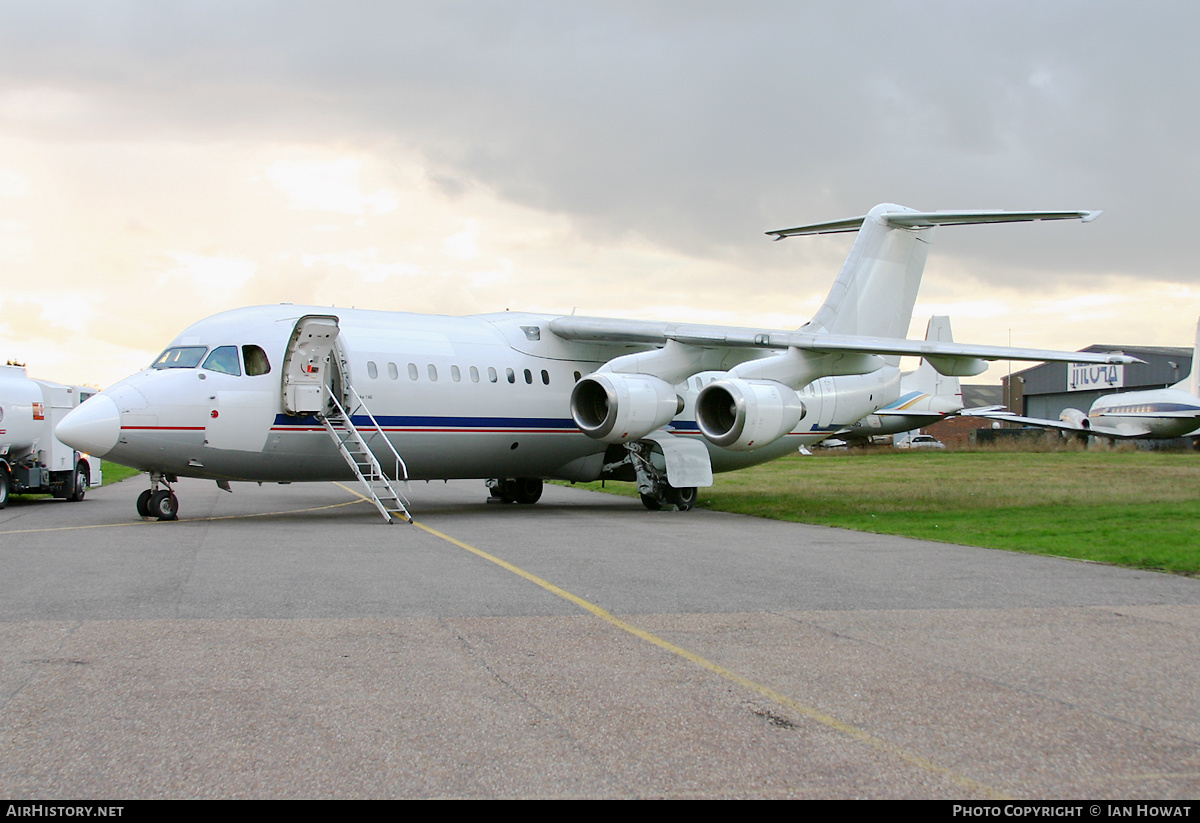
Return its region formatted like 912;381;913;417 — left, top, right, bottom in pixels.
980;319;1200;441
57;203;1136;522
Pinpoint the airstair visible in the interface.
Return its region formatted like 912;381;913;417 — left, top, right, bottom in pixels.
319;386;412;524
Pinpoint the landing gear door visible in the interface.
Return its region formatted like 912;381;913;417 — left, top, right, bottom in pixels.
641;431;714;488
282;315;340;415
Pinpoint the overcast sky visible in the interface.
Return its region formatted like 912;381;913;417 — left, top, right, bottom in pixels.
2;1;1198;388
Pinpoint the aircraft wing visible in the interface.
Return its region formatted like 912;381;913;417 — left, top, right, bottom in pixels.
547;316;1141;367
958;405;1007;416
969;411;1151;439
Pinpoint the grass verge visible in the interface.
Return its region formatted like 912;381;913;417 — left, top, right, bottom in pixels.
100;461;142;486
565;450;1200;575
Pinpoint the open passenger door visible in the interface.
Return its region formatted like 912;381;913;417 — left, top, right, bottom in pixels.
282;315;342;415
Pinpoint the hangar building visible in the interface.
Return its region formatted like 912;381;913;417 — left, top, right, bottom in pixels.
1001;344;1194;421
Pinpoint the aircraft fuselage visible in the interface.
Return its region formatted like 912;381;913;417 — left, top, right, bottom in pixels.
66;304;891;485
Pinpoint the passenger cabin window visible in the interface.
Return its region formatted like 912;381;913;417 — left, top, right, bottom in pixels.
388;362;398;380
367;361;378;379
202;346;241;376
506;368;515;384
152;346;207;369
469;366;479;383
488;367;498;383
243;345;271;376
408;363;418;380
428;364;438;381
541;370;550;385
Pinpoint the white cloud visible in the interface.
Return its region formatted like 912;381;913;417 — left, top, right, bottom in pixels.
299;249;425;283
267;157;398;216
160;253;257;293
0;167;31;198
0;219;34;263
443;219;480;260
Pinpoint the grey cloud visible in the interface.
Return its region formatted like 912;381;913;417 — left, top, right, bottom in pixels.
3;1;1199;281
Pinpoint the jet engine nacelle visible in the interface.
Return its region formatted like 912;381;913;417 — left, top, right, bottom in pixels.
1060;408;1090;430
695;378;805;451
570;372;684;443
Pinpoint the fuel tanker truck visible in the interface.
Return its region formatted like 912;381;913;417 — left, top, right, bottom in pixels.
0;363;102;507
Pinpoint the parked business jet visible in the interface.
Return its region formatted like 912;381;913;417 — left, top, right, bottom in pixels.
57;204;1136;522
982;319;1200;441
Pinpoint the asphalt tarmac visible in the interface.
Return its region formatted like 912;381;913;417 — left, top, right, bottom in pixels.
1;476;1198;799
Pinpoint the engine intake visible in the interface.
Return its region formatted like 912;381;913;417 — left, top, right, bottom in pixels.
695;379;804;451
570;373;683;443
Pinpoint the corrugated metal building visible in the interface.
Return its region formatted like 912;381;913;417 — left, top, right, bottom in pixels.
1002;345;1194;420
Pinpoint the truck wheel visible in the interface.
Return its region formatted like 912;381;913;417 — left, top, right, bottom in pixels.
149;489;178;521
67;464;89;502
0;469;8;510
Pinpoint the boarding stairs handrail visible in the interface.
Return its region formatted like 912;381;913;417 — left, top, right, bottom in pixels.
319;389;412;524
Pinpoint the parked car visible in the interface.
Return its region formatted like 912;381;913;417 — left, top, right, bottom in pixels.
897;434;946;450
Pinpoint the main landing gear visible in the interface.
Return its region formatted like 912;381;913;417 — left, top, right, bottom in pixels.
614;441;698;512
486;477;544;505
137;473;179;521
639;484;698;512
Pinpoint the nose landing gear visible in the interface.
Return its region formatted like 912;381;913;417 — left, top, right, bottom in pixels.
137;473;179;521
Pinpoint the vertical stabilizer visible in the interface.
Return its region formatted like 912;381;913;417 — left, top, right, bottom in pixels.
799;203;929;339
1186;317;1200;396
766;206;1100;341
907;316;963;404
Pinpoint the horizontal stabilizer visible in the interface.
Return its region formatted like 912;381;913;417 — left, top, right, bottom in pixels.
767;209;1100;239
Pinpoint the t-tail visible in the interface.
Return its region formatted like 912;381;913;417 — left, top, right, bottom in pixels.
767;205;1101;340
908;315;962;409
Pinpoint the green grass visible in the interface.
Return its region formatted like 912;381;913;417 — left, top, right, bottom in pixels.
100;461;142;486
566;450;1200;575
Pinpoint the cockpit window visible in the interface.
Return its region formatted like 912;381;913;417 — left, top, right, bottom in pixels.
242;345;271;376
202;346;241;376
151;346;208;369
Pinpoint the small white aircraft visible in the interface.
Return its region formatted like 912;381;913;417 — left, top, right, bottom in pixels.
57;203;1137;521
981;319;1200;441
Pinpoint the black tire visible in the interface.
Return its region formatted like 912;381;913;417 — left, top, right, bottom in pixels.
0;468;8;510
136;489;153;517
150;489;179;521
512;478;543;505
67;463;89;502
663;485;698;512
640;492;661;511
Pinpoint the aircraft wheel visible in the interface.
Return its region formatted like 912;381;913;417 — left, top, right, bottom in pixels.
639;492;661;511
512;478;543;505
663;485;698;512
67;463;89;502
0;468;9;510
136;489;153;517
149;489;179;521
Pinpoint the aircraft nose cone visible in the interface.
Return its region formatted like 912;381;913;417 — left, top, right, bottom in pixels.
56;395;121;457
